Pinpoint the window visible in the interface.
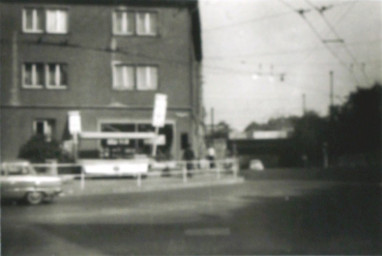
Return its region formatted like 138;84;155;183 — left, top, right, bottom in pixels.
23;63;44;88
22;63;68;89
113;11;134;35
136;12;157;35
137;66;158;90
33;119;55;141
112;11;157;36
113;64;134;90
22;8;67;34
46;9;68;34
112;64;158;91
46;64;67;89
23;8;44;33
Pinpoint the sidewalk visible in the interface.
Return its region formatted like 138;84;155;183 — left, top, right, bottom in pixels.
61;173;244;197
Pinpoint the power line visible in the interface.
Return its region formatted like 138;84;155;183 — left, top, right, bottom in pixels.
204;39;382;59
305;0;371;85
203;11;294;32
278;0;362;87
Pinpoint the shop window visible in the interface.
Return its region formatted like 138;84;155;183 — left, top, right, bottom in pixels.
100;122;173;159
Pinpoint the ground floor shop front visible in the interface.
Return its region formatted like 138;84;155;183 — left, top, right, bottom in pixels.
1;107;202;162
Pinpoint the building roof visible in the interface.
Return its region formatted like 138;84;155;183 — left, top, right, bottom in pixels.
3;0;202;61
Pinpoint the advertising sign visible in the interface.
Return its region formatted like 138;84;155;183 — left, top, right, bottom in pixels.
68;111;81;134
152;94;167;127
144;135;166;145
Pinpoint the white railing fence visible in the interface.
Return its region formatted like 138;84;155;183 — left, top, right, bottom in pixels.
1;158;239;190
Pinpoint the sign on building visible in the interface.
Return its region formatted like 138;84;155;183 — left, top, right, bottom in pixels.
68;111;82;134
152;94;167;127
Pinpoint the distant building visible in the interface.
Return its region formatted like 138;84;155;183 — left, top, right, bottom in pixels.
1;0;203;161
228;129;295;168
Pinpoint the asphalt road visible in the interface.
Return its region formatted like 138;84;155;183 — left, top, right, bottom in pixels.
2;178;381;255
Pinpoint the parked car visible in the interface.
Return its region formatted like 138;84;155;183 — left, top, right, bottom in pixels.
0;161;62;205
249;159;265;171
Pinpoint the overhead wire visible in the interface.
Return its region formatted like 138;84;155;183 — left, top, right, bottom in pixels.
305;0;370;85
278;0;361;87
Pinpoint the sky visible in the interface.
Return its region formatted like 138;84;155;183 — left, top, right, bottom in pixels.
199;0;382;131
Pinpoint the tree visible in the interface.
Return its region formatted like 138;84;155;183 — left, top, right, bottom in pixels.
291;111;328;166
18;135;62;163
208;121;232;139
330;83;381;162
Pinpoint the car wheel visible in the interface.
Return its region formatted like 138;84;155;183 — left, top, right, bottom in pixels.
25;191;44;205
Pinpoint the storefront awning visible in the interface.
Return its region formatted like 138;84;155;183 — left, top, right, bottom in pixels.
80;132;157;140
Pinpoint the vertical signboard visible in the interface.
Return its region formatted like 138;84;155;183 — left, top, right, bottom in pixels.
152;94;167;128
152;94;167;156
68;111;82;134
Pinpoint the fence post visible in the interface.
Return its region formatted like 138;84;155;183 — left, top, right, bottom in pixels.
217;161;221;179
80;169;85;190
137;173;142;187
182;163;188;183
233;159;239;179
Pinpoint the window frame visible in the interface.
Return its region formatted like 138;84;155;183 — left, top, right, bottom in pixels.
22;63;44;89
135;11;158;36
136;65;158;91
112;10;135;36
22;8;44;33
45;8;68;34
22;7;68;34
33;119;56;141
112;10;158;36
22;62;68;90
112;63;159;91
112;62;135;91
45;63;68;89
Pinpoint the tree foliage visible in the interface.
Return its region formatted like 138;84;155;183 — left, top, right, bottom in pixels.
18;135;62;163
331;84;381;155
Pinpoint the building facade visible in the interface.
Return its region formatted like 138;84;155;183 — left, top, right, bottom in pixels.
1;0;203;161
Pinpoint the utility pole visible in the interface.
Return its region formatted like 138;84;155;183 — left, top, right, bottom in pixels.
329;70;334;110
302;94;306;115
210;107;214;135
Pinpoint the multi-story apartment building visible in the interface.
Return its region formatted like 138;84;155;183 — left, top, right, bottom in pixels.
1;0;203;161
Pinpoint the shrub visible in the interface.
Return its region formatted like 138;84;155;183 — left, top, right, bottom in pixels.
18;135;62;163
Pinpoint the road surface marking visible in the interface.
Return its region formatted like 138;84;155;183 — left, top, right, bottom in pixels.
184;227;230;236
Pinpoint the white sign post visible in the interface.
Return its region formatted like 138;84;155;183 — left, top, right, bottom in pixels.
68;111;82;161
152;94;167;157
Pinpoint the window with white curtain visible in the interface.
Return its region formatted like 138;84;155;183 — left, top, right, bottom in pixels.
23;8;44;33
136;66;158;90
113;64;135;90
22;63;68;89
113;10;134;35
23;8;68;34
46;9;68;33
136;12;157;35
22;63;44;88
46;64;68;88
